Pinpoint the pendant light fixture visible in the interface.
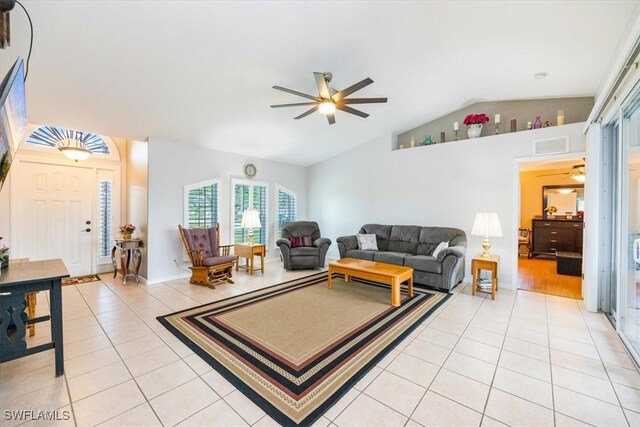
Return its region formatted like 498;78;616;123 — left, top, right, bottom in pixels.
58;138;92;161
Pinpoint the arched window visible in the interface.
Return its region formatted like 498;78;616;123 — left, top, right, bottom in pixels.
26;125;111;155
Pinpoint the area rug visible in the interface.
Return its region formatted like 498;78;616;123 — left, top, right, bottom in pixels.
157;271;449;426
62;274;101;286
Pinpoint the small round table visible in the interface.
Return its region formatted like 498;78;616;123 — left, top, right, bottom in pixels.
111;239;143;284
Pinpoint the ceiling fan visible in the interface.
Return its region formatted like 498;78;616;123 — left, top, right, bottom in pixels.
537;160;586;182
270;72;387;125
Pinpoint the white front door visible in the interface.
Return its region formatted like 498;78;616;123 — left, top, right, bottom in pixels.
13;161;93;276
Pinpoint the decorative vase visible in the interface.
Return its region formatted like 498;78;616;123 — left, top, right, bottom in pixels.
120;232;132;240
533;116;543;129
467;124;483;139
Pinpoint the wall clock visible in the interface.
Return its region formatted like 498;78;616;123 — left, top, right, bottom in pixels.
244;163;257;178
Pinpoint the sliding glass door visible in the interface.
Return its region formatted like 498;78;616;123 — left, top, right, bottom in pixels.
617;96;640;358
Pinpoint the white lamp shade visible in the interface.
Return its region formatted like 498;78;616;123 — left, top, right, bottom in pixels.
471;212;503;237
241;209;261;229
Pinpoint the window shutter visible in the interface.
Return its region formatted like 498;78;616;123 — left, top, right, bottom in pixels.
99;181;113;257
187;183;219;228
277;188;297;238
234;183;250;242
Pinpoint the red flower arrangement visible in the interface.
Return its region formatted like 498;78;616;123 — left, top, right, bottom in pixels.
463;113;490;125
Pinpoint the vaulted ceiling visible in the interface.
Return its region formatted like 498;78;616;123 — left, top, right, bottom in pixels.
2;1;637;165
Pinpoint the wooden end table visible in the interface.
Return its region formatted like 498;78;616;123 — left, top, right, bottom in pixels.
111;239;143;284
471;253;499;300
234;243;265;275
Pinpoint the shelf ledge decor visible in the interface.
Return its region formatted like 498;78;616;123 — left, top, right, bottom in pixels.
463;113;490;139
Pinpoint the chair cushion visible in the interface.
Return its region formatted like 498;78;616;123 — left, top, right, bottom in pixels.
202;255;236;267
373;251;407;266
183;227;219;257
345;249;375;261
404;255;442;274
290;247;319;256
290;236;313;248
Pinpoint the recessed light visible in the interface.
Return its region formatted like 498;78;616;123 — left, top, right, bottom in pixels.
534;72;548;80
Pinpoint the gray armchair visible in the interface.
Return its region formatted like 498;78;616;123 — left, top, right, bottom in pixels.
276;221;331;270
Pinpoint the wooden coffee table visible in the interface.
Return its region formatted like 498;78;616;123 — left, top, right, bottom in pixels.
328;258;414;307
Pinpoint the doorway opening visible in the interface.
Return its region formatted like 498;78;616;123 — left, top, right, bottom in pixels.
516;157;586;299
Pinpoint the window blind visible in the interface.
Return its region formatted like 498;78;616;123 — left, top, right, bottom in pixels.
233;182;268;244
99;181;113;257
187;183;219;228
277;188;297;238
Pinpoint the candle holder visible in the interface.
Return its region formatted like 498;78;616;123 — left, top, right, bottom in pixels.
494;123;500;135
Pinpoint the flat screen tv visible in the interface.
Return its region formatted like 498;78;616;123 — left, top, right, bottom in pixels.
0;58;27;192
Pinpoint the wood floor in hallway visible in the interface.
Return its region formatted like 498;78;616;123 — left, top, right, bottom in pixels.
517;256;582;299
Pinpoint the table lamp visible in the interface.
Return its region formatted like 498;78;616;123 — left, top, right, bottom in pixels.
241;209;261;244
471;212;503;258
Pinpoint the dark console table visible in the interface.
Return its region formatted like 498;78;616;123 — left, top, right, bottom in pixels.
0;259;69;376
531;218;583;257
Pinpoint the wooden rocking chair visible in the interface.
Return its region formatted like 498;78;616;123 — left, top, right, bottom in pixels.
178;224;236;288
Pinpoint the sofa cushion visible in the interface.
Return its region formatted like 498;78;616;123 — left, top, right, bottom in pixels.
202;255;237;267
388;225;421;254
373;251;408;266
359;224;392;251
290;236;313;247
417;227;467;255
404;255;442;274
345;249;375;261
357;234;378;251
290;247;319;256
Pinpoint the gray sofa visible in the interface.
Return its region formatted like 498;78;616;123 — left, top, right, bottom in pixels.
337;224;467;291
276;221;332;270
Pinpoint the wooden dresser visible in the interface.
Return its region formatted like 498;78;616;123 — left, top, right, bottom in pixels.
531;218;583;257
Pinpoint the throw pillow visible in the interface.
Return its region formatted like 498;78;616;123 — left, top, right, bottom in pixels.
432;241;449;257
357;234;378;251
290;236;313;248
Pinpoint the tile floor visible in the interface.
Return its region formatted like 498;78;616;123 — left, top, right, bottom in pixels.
1;266;640;426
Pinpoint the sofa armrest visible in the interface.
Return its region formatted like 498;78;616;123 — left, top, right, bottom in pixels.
276;238;291;248
436;245;466;262
313;237;331;248
337;235;358;258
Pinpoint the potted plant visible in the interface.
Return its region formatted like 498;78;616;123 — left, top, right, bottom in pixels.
119;224;136;240
463;113;490;139
0;236;9;272
544;206;558;219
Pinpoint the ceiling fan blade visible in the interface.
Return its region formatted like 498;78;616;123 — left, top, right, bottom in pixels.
327;113;336;125
342;97;388;104
336;104;369;118
332;78;374;102
294;105;319;120
270;102;318;108
314;72;331;99
273;85;320;101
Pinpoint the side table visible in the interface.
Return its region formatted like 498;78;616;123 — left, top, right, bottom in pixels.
234;243;265;275
111;239;143;284
471;253;499;300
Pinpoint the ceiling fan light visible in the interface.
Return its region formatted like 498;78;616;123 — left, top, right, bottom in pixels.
318;101;336;115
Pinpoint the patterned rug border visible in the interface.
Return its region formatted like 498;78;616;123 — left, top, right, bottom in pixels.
157;272;451;426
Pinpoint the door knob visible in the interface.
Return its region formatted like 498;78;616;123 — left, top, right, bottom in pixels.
83;228;91;232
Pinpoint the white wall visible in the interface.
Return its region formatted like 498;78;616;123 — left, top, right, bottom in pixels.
308;123;587;287
126;139;149;279
147;138;308;284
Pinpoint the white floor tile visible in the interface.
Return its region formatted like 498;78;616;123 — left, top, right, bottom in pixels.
135;360;197;399
98;403;161;426
429;369;489;412
412;390;482;427
223;389;266;425
177;400;249;426
68;361;132;401
364;371;426;416
72;380;146;426
334;394;407;426
553;385;627;426
149;378;219;426
552;365;618;405
485;388;554;427
492;367;553;409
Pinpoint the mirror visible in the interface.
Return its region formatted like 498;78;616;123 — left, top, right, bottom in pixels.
542;185;584;219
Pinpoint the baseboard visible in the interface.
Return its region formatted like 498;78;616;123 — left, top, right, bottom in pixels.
146;272;191;285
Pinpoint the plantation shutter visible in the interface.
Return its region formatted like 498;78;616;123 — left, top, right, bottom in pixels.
233;181;268;244
187;183;219;228
99;181;113;257
277;188;297;238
